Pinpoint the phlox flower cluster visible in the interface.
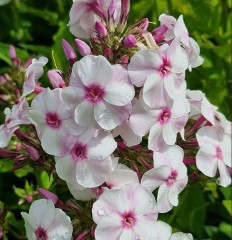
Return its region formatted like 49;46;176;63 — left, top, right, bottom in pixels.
0;0;231;239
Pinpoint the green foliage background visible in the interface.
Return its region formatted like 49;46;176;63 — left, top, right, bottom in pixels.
0;0;231;239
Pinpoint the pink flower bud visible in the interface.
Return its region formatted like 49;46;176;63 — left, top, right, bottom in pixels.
152;25;168;42
24;58;32;68
0;149;17;158
108;0;117;18
90;2;107;20
25;195;33;203
95;21;108;38
76;230;89;240
61;39;77;64
103;48;112;58
38;188;58;204
47;70;66;88
34;84;45;94
120;0;130;23
0;75;7;85
9;45;16;59
120;55;129;64
123;34;137;48
74;39;92;56
24;145;40;161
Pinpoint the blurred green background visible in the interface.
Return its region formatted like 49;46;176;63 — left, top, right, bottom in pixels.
0;0;231;239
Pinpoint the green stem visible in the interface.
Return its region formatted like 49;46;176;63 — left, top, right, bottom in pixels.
220;0;228;33
56;0;65;16
10;0;19;30
167;187;190;225
167;0;173;14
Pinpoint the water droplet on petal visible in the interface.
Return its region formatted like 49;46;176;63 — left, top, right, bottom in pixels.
149;198;153;202
92;61;96;65
84;175;88;180
97;208;106;216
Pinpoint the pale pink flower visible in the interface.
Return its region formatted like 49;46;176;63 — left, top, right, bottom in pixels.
0;98;30;148
187;90;217;125
55;130;117;187
68;163;139;200
27;88;85;156
129;98;189;151
20;56;48;99
142;145;188;213
196;126;231;187
170;232;193;240
128;38;188;107
157;14;203;70
156;221;172;240
92;183;158;240
67;55;134;130
69;0;121;39
113;120;142;147
21;199;73;240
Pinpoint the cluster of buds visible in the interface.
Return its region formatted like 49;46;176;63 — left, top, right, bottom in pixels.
0;45;33;107
0;0;231;239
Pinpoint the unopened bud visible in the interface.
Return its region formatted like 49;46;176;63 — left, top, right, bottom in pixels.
61;39;77;64
104;48;112;58
25;195;33;203
152;25;168;42
48;70;66;88
74;39;92;56
123;34;137;48
0;75;7;85
95;21;108;38
120;55;129;64
108;0;117;18
76;230;89;240
38;188;58;204
9;45;16;60
24;145;40;161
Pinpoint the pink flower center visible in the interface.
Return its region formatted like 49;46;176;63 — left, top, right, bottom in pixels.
159;56;171;76
166;170;178;186
71;143;87;163
121;212;136;229
158;107;171;125
34;226;48;240
85;84;105;104
216;146;223;161
45;113;61;129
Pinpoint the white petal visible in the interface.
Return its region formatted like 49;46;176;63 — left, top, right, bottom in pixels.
156;221;172;240
143;73;167;108
167;38;189;73
162;123;177;145
217;160;232;187
77;55;113;86
94;101;130;130
74;101;96;127
88;132;117;160
94;215;123;240
196;144;218;177
142;166;170;192
104;82;134;106
157;184;173;213
29;199;55;228
55;156;77;184
47;208;73;239
128;49;163;87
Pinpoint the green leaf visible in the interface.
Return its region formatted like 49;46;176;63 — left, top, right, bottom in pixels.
14;165;34;178
40;171;54;189
222;200;232;216
13;186;26;199
51;21;74;70
219;222;232;237
16;3;58;25
0;159;13;173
